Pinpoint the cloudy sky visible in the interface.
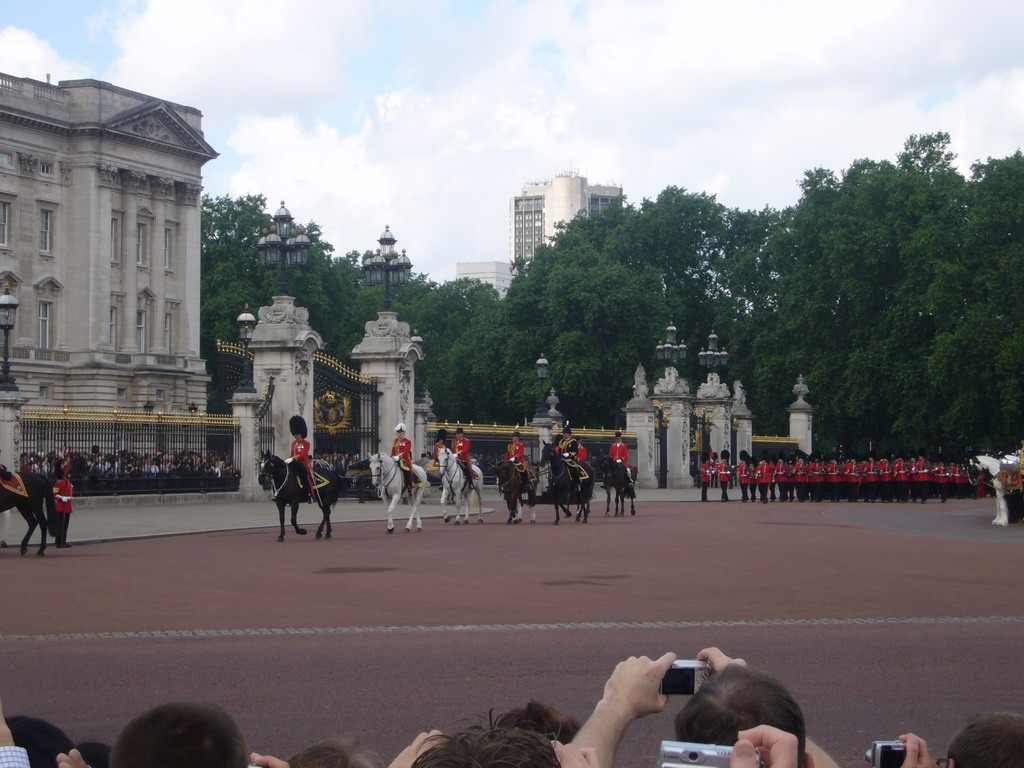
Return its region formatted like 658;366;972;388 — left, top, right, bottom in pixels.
3;1;1022;282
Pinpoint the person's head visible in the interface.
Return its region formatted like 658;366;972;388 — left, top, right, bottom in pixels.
562;425;572;437
288;735;383;768
290;415;308;440
511;431;521;443
110;701;247;768
614;431;623;443
435;428;447;443
6;715;74;768
410;726;559;768
494;700;580;743
947;711;1024;768
455;427;465;437
395;422;407;437
674;665;808;766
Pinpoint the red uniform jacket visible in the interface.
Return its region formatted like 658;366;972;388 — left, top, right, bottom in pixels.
392;437;413;468
505;442;526;464
608;441;630;469
717;460;732;482
452;437;472;466
756;462;772;483
577;444;588;462
53;478;73;514
290;439;311;467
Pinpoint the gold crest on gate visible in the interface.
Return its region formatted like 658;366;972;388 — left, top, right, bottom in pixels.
314;391;353;434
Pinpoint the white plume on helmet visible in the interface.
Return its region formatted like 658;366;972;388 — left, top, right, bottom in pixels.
395;423;407;432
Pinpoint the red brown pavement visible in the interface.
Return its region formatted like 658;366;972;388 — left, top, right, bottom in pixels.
1;494;1022;768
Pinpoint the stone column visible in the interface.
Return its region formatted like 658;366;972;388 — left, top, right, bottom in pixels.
230;389;261;501
625;364;657;489
731;379;754;458
695;372;734;458
0;392;26;471
351;311;424;455
413;391;436;458
787;374;814;454
249;296;323;458
653;366;693;488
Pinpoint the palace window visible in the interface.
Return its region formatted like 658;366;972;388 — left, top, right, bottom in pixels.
39;208;52;251
38;301;51;349
109;306;119;349
136;310;147;352
163;227;173;269
163;312;172;351
136;223;148;266
0;201;8;246
111;217;121;263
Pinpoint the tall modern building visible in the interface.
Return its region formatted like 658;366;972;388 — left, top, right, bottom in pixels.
455;261;513;297
509;170;622;262
0;72;217;409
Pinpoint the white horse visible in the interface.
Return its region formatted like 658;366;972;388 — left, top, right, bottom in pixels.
436;446;484;524
970;453;1023;526
368;453;427;533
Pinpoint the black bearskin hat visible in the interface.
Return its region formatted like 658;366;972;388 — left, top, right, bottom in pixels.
739;449;751;463
436;428;448;441
289;415;308;439
720;449;730;461
53;460;65;480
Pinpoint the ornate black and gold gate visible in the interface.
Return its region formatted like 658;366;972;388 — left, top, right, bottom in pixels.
312;351;379;457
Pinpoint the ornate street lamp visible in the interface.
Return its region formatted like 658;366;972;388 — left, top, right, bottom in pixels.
361;225;412;311
698;330;728;371
255;201;312;295
0;284;19;392
236;304;257;394
656;322;687;366
534;353;549;418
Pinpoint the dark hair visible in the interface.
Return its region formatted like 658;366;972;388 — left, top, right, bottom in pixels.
674;665;806;760
77;742;113;768
7;715;74;768
948;711;1024;768
288;735;383;768
494;700;580;742
110;701;247;768
411;726;559;768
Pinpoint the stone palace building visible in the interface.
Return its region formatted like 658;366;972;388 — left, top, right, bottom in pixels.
0;72;216;410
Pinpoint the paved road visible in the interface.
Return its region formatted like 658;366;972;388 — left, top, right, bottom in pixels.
1;493;1021;768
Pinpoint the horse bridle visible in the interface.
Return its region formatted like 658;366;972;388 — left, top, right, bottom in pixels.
438;449;470;497
260;457;289;498
371;454;401;497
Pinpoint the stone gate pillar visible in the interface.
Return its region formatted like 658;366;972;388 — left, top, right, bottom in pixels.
0;392;26;472
695;372;733;459
653;366;693;488
787;374;814;454
249;295;323;458
351;311;424;454
230;389;261;501
625;364;657;489
732;380;754;458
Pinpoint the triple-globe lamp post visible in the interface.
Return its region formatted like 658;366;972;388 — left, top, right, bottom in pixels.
361;225;412;310
255;201;312;296
0;284;18;392
236;305;257;394
533;353;550;418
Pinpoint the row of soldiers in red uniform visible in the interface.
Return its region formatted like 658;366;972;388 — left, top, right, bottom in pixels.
700;451;973;503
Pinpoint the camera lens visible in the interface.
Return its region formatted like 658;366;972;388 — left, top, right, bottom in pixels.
687;752;700;762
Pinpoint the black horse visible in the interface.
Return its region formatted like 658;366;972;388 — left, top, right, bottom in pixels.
495;460;537;524
599;455;636;517
258;453;342;542
541;443;593;525
0;470;58;556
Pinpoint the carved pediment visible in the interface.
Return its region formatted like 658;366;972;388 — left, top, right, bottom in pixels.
104;102;217;160
34;277;64;298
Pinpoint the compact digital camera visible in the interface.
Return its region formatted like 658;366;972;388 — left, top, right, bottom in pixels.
864;740;905;768
660;659;712;695
660;740;759;768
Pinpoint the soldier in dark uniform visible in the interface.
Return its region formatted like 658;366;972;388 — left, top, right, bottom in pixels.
556;425;588;493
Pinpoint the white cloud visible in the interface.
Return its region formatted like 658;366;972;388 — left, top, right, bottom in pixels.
0;26;93;82
7;0;1024;282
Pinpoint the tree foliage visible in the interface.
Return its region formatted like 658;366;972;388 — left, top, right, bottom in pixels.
200;133;1024;450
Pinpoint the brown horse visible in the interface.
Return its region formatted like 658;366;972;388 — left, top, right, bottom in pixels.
0;471;59;556
495;460;537;524
599;456;636;517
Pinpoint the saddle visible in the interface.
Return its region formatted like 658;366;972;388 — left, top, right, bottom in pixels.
0;473;28;497
997;469;1022;491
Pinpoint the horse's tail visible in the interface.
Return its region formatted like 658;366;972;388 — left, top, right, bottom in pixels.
44;479;59;537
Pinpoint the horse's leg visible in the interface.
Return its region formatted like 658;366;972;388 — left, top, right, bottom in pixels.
19;507;39;556
277;500;286;541
993;490;1009;526
406;488;424;532
386;491;400;533
440;485;451;524
628;486;636;516
292;501;308;536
